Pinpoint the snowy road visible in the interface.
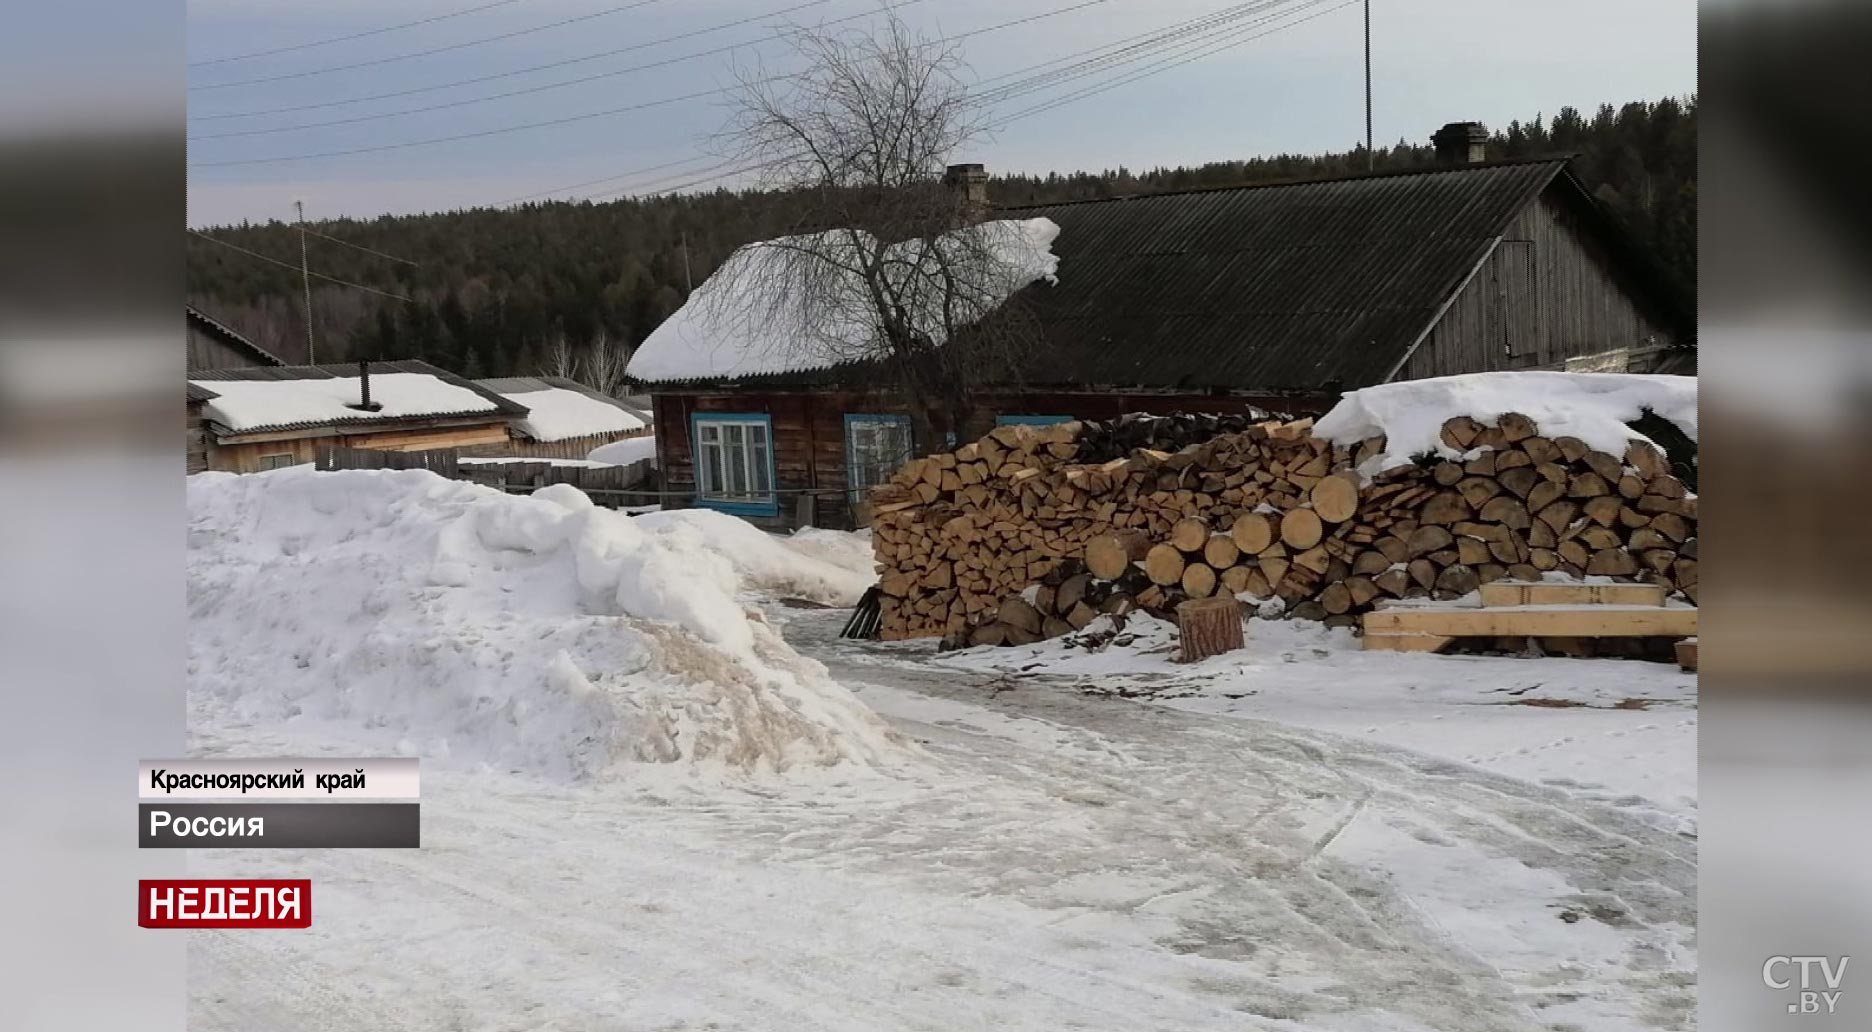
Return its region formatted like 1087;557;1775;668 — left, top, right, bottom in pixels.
190;610;1694;1032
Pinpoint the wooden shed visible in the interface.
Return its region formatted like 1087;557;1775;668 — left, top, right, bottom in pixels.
633;146;1693;530
468;376;652;461
188;360;526;473
186;305;285;371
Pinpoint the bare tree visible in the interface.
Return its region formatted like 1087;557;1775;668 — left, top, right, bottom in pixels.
538;332;578;380
708;12;1053;453
580;331;630;398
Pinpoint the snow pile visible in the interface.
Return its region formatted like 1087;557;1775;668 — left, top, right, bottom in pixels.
191;373;498;432
586;434;657;467
502;387;646;442
627;218;1061;383
779;527;876;583
1316;372;1697;472
187;469;905;780
630;508;874;606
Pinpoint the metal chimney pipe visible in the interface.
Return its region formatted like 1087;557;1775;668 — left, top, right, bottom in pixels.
357;359;371;409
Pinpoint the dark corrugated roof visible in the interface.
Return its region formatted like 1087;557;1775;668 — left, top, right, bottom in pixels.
190;359;527;436
187;382;219;403
643;158;1576;392
185;305;287;367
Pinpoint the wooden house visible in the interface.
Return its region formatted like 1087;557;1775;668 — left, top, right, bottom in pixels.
188;360;526;473
630;133;1693;530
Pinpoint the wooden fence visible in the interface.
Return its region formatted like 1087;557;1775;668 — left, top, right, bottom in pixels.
315;446;656;507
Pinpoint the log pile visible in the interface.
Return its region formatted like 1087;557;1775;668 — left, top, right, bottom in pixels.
867;411;1697;645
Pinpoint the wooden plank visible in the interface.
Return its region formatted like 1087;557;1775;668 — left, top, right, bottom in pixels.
1478;581;1666;608
1362;633;1454;654
1676;637;1698;672
1363;604;1696;639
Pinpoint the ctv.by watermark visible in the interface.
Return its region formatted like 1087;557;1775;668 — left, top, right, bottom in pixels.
1763;956;1850;1015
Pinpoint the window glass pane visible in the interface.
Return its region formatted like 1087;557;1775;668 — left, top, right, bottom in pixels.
849;417;912;496
726;424;748;496
882;421;911;469
700;440;722;495
750;426;771;495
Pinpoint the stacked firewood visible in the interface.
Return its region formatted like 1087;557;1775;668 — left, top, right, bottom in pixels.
867;412;1697;644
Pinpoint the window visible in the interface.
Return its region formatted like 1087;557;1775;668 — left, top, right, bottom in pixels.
845;414;913;504
995;414;1073;427
693;413;776;514
256;453;297;471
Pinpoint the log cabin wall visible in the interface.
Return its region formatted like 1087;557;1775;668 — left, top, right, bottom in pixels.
1398;192;1680;381
654;388;1333;530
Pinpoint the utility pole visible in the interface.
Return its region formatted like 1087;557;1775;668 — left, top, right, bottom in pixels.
296;199;317;364
680;230;693;293
1364;0;1374;171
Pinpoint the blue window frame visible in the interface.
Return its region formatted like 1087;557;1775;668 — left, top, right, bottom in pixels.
691;412;778;516
995;414;1073;427
844;413;914;504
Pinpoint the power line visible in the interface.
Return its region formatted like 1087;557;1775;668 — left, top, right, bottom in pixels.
190;0;527;68
532;0;1309;204
189;0;836;140
302;226;422;266
991;0;1355;125
192;0;867;122
974;0;1301;105
190;0;1117;168
599;0;1344;202
190;0;676;91
188;230;415;302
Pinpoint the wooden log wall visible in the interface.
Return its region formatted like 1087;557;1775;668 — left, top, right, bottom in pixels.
868;411;1697;644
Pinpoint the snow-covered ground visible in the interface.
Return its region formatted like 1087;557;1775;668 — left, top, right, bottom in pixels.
932;613;1698;835
187;471;1695;1032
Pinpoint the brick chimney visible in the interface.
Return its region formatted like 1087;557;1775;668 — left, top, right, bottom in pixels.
943;162;989;222
348;359;383;412
1431;122;1489;165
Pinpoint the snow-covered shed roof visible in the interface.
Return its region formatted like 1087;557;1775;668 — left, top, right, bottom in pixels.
190;360;527;437
474;376;649;442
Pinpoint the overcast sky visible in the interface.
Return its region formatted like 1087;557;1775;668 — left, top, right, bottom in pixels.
185;0;1697;227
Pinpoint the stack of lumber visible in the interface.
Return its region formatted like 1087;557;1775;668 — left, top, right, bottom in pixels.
867;411;1697;645
1363;579;1698;655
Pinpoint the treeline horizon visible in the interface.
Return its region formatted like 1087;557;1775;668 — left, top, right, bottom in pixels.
186;95;1695;383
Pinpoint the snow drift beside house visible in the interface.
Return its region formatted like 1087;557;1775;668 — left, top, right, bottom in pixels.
1316;371;1697;473
191;373;498;432
626;218;1061;383
503;386;646;442
187;469;904;780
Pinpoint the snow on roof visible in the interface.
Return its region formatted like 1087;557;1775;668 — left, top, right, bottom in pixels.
586;434;656;467
627;217;1061;384
189;372;500;433
1315;371;1697;472
500;387;647;442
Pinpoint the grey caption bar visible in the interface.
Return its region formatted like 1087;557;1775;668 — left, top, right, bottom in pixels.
139;803;421;848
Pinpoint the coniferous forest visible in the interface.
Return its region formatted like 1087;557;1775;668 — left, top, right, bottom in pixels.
186;96;1695;378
